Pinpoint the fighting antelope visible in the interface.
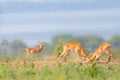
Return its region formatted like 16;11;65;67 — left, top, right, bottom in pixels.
86;43;114;63
57;42;88;63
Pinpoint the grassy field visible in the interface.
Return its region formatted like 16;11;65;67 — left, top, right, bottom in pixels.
0;56;120;80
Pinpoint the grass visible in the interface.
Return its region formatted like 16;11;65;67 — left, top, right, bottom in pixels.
0;57;120;80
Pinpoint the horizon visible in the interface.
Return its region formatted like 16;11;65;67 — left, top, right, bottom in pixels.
0;0;120;46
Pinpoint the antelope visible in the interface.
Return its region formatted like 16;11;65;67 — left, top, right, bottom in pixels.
86;43;114;63
57;42;88;63
25;42;44;59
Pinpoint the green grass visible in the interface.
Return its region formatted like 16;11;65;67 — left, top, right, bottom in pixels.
0;58;120;80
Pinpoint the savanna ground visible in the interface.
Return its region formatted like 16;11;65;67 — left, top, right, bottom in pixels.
0;54;120;80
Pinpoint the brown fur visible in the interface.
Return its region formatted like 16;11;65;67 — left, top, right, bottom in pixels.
86;43;114;63
25;43;44;59
57;42;88;63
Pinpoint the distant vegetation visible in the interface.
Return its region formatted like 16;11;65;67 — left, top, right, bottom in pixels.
0;34;120;80
0;34;120;58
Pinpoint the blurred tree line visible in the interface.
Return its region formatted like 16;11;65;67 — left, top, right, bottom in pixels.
0;39;27;57
0;34;120;58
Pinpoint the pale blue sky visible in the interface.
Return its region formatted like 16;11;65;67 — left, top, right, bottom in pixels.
0;0;120;45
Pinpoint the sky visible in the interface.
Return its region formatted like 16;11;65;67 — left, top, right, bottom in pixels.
0;0;120;45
